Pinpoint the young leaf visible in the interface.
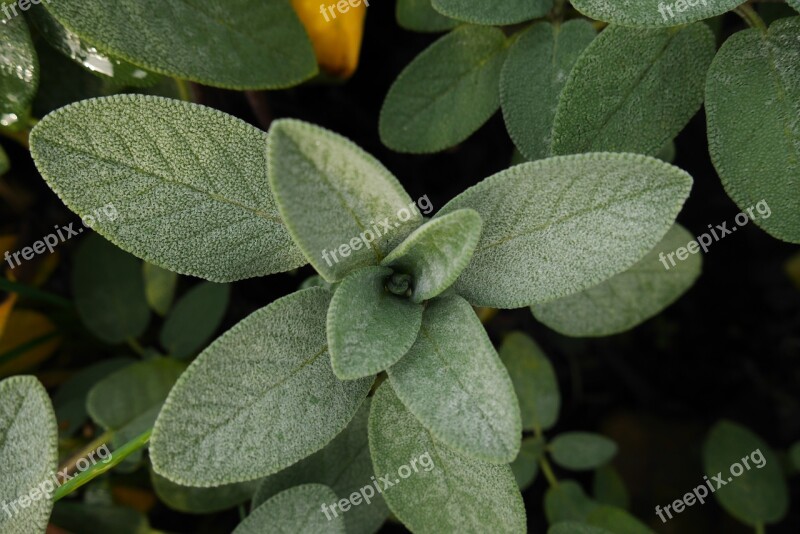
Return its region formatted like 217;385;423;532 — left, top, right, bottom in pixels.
72;234;150;344
328;266;423;380
549;432;618;471
234;484;344;534
159;282;230;359
501;20;596;161
703;420;788;526
593;465;630;510
268;119;421;282
150;288;373;486
511;436;545;490
499;332;560;431
706;17;800;243
396;0;459;32
381;209;482;303
587;505;654;534
379;26;508;153
42;0;317;89
570;0;746;27
143;263;178;316
0;376;58;533
252;400;390;534
368;383;526;534
532;224;701;337
151;472;259;514
30;95;306;282
544;480;598;524
437;153;693;308
388;295;521;463
0;16;37;131
431;0;552;25
552;23;715;157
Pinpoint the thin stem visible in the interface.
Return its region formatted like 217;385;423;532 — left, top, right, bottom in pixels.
0;277;72;308
54;429;152;501
734;4;767;31
57;431;114;479
754;523;765;534
126;338;146;357
174;79;192;102
539;455;559;488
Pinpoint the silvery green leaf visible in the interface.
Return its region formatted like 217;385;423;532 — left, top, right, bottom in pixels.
151;471;259;514
379;26;509;153
42;0;317;89
143;263;178;316
432;0;552;25
328;266;423;380
234;484;344;534
0;16;37;131
501;20;596;161
706;16;800;243
549;432;618;471
396;0;459;32
552;24;715;157
159;282;230;359
150;288;373;486
382;209;482;303
511;436;545;490
532;224;701;337
499;332;560;431
790;0;800;13
571;0;745;27
437;153;693;308
30;95;306;282
0;376;58;534
369;383;526;534
252;400;390;534
388;295;521;464
267;119;421;282
545;480;598;524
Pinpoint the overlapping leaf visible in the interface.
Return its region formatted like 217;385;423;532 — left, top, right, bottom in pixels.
396;0;459;32
160;282;230;359
0;16;37;131
234;484;344;534
151;472;259;514
570;0;746;27
431;0;552;25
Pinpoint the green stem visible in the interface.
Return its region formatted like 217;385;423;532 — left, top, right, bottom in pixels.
54;429;152;501
734;4;767;31
126;338;146;357
754;523;765;534
0;277;72;308
539;455;559;488
174;79;192;102
58;430;114;477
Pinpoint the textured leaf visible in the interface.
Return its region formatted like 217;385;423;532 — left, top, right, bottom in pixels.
552;24;715;157
160;282;230;359
0;16;37;131
593;465;630;510
432;0;552;25
706;17;800;243
382;209;482;303
791;0;800;13
151;288;373;486
368;383;526;534
151;471;258;514
379;26;508;153
388;295;521;463
236;484;344;534
703;420;788;525
511;436;544;490
268;119;420;281
587;505;654;534
31;95;306;282
72;234;150;344
328;266;423;380
396;0;459;32
532;224;701;337
252;400;390;534
549;432;618;471
571;0;745;27
501;20;596;161
438;153;693;308
499;332;560;431
42;0;317;89
292;0;367;78
143;263;178;316
545;480;598;524
0;376;58;534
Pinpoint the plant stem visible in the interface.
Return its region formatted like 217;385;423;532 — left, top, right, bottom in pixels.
0;277;72;308
126;338;146;357
54;429;152;501
734;4;767;31
175;79;192;102
754;523;765;534
57;430;114;479
539;455;559;488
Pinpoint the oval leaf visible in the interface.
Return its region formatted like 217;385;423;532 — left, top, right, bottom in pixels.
549;432;618;471
143;263;178;316
396;0;459;32
431;0;552;25
545;480;599;524
151;472;259;515
571;0;746;27
234;484;344;534
0;16;37;130
150;288;373;486
159;282;230;359
511;436;545;490
587;505;654;534
593;465;630;510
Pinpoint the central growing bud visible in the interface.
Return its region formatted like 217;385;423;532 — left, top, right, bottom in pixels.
386;272;412;297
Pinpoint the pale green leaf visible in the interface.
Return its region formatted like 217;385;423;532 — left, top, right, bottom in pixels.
267;119;421;281
160;282;230;359
552;23;715;157
549;432;617;471
532;224;701;337
703;420;788;525
499;332;560;431
587;505;654;534
570;0;746;27
150;288;373;486
379;26;509;153
42;0;317;89
388;295;521;463
0;376;58;534
368;383;526;534
545;480;598;524
437;153;693;308
0;16;37;131
791;0;800;14
234;484;344;534
501;20;596;161
382;209;482;303
72;234;150;344
396;0;459;32
328;266;423;380
432;0;552;25
550;524;612;534
706;17;800;243
593;465;630;510
143;263;178;316
30;95;306;282
151;471;259;514
511;436;545;490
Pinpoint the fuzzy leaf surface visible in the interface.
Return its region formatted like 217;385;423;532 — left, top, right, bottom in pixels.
396;0;459;32
234;484;344;534
571;0;745;27
432;0;552;25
